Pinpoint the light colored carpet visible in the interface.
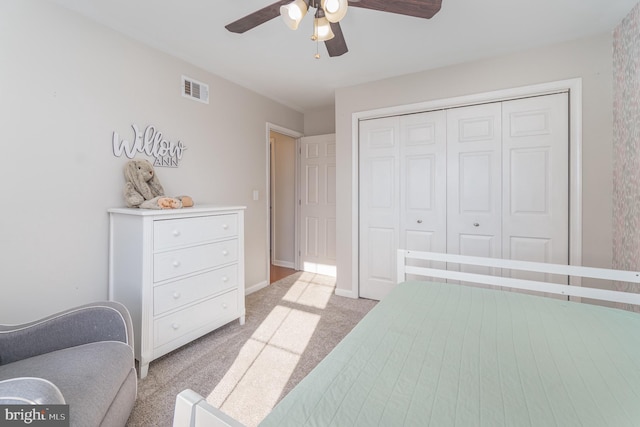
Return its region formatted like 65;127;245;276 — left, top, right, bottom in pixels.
126;271;377;427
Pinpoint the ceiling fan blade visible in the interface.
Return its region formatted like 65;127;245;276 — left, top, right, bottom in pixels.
348;0;442;19
325;22;348;57
225;0;292;33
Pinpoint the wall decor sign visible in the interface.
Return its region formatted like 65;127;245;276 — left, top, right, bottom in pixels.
112;124;187;167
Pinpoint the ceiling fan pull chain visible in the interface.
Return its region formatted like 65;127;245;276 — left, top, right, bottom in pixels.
312;14;320;59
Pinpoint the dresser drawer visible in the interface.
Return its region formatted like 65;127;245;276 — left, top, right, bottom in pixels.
154;289;239;348
154;265;238;315
154;239;238;282
154;214;238;251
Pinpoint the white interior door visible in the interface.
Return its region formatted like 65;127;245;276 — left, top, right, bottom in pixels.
359;117;400;299
360;112;447;298
358;93;570;300
299;134;337;276
400;111;447;280
502;93;569;290
446;103;503;280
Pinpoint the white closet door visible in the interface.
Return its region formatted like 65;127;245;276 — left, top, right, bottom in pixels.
358;93;570;300
299;134;337;276
399;111;447;279
446;103;503;278
502;93;569;289
359;117;400;300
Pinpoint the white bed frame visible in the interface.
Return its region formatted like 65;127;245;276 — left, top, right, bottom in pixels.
173;250;640;427
397;250;640;305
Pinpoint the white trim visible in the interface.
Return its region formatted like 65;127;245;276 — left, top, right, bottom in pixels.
335;288;357;298
351;78;583;298
397;250;640;306
295;137;301;271
245;280;269;295
269;137;276;265
272;260;295;269
265;123;303;285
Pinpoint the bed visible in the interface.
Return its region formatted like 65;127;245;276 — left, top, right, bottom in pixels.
173;250;640;427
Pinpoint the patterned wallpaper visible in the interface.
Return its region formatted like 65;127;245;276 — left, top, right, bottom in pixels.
613;1;640;310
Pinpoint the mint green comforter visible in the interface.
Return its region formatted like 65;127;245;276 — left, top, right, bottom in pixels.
261;281;640;426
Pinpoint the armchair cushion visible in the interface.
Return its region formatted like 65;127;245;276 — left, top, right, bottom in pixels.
0;302;137;426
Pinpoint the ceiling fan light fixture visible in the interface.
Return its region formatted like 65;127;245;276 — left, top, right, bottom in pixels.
321;0;348;23
313;15;334;41
280;0;308;30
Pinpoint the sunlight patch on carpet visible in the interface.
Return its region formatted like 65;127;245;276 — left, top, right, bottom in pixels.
206;304;321;426
282;276;335;309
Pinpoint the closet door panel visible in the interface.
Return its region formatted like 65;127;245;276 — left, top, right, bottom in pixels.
447;103;502;262
359;117;400;300
400;111;447;280
510;148;550;214
368;227;396;281
400;113;447;246
459;152;494;212
502;96;568;260
502;93;569;295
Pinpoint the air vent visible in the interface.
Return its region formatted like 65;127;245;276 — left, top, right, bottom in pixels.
182;75;209;104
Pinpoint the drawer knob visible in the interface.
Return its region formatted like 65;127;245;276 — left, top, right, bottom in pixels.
172;292;181;299
172;323;180;330
172;260;181;268
222;276;229;282
172;230;181;237
222;303;228;309
222;250;229;256
222;224;229;230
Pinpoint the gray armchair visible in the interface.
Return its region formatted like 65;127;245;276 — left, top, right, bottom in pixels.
0;301;137;426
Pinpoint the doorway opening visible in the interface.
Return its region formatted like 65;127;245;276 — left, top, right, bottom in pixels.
267;123;302;285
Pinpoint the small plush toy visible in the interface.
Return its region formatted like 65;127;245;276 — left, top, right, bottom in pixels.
123;159;194;209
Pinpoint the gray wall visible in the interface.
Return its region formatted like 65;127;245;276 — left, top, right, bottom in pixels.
304;106;336;136
0;0;303;323
335;33;614;296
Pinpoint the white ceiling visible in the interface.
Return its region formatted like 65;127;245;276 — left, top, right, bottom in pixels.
49;0;638;113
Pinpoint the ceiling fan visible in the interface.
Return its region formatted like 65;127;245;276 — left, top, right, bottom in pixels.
225;0;442;58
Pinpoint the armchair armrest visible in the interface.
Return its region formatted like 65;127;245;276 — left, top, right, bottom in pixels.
0;377;65;405
0;301;133;365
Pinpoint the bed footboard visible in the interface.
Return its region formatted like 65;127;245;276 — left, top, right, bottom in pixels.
397;249;640;305
173;389;246;427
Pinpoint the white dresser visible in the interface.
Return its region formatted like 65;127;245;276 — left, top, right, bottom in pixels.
108;205;246;378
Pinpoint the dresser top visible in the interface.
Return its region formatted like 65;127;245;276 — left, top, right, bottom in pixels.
108;204;246;216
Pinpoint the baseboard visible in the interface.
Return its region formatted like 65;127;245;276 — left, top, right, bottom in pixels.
334;287;357;299
245;281;268;295
272;260;295;269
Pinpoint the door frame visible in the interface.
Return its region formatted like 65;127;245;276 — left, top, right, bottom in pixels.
266;123;303;284
349;78;583;298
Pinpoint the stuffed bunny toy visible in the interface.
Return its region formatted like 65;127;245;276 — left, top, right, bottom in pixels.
123;159;193;209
